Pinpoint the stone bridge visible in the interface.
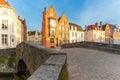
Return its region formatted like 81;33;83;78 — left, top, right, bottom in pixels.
15;41;120;80
15;42;67;80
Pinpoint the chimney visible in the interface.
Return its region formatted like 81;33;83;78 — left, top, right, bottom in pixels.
43;7;46;19
85;25;87;30
100;21;102;29
44;7;46;12
95;22;98;26
42;7;46;26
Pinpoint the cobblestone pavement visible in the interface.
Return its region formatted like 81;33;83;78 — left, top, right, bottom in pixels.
57;48;120;80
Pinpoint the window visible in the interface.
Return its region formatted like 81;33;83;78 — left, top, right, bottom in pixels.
66;27;68;31
50;46;54;48
50;19;56;27
71;26;73;30
72;32;74;37
50;38;54;43
63;27;64;31
81;33;83;37
63;21;65;25
12;39;14;42
63;34;65;38
75;33;77;37
59;26;61;30
66;34;69;38
50;30;55;37
73;26;75;30
2;11;8;15
65;34;66;38
60;33;62;38
2;20;8;29
2;34;8;45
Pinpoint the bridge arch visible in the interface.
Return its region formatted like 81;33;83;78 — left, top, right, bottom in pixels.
16;59;31;79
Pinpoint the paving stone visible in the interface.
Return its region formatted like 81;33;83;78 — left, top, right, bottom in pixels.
59;48;120;80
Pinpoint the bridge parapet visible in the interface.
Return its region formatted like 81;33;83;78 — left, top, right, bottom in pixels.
27;54;67;80
16;41;67;80
62;41;120;53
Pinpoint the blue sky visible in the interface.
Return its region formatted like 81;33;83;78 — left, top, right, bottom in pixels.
6;0;120;31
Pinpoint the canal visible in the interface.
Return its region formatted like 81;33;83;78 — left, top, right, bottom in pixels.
0;76;14;80
0;73;14;80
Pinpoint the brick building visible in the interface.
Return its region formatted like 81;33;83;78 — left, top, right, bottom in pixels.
42;6;58;48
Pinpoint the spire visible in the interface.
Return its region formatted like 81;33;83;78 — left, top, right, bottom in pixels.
0;0;10;6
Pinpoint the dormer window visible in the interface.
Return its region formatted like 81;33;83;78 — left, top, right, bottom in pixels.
2;20;8;30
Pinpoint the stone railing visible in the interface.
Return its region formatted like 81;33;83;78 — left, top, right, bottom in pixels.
62;41;120;53
16;41;67;80
27;53;67;80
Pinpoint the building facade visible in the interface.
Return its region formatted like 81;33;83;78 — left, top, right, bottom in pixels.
69;23;84;43
28;30;42;44
102;24;117;44
85;22;105;43
42;6;85;48
0;0;27;48
113;27;120;44
58;14;70;46
42;6;58;48
20;18;27;41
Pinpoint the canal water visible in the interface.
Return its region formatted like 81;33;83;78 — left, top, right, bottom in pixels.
0;73;14;80
0;76;14;80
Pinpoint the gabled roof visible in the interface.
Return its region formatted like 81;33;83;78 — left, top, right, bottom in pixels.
102;24;116;31
47;5;58;18
28;31;41;36
28;31;36;36
101;24;106;30
58;13;69;24
58;17;61;22
69;22;83;31
86;25;98;30
58;13;68;22
0;0;10;6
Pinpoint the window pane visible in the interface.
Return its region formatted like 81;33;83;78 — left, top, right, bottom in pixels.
2;20;8;29
1;34;7;45
50;38;54;43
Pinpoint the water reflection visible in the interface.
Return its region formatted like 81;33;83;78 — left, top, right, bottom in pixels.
0;76;14;80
